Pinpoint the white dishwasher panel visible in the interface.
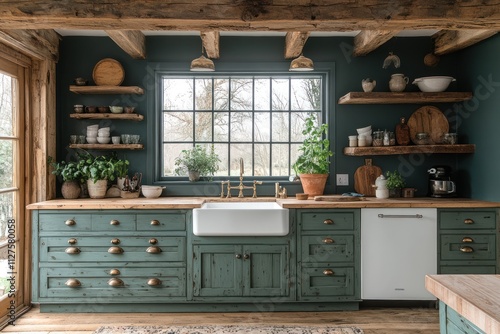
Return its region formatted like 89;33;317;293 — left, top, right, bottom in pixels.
361;208;437;300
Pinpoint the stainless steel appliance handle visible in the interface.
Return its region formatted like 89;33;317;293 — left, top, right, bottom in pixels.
377;214;423;219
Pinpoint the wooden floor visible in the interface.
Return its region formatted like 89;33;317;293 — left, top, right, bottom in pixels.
2;306;440;334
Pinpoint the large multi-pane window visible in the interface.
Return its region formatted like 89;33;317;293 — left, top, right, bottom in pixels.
159;74;324;180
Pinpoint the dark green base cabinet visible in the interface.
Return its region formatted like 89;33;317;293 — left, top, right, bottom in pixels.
438;209;498;274
439;301;485;334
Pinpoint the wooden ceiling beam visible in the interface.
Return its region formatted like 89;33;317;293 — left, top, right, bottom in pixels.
353;30;399;56
433;29;498;55
105;30;146;59
284;32;310;59
0;1;498;31
0;29;59;61
200;31;220;59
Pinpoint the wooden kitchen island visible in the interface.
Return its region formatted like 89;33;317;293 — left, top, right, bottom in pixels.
426;275;500;334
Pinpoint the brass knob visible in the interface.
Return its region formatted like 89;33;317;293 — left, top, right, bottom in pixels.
146;246;162;254
323;238;334;244
149;238;158;245
65;278;81;288
68;238;77;245
108;246;124;254
462;237;474;243
108;278;124;287
460;246;474;253
109;269;120;275
147;278;162;286
235;254;242;259
323;219;334;225
65;219;76;226
150;219;160;226
323;269;334;276
243;254;250;260
65;247;81;254
110;238;121;245
464;218;474;225
110;219;120;226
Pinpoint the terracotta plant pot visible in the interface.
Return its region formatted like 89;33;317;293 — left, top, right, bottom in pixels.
86;179;108;199
61;181;81;199
299;173;328;197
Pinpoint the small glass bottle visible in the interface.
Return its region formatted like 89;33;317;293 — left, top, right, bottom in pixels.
383;131;390;146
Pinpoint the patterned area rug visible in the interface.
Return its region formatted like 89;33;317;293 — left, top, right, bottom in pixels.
94;325;364;334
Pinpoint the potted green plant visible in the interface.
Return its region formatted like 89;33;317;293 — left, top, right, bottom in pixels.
292;113;333;196
386;170;406;198
78;154;117;198
110;154;130;190
49;157;84;199
174;145;220;181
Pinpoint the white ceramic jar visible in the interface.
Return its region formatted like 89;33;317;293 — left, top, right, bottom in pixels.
389;74;409;92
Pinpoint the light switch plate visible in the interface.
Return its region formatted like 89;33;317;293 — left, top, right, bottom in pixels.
336;174;349;186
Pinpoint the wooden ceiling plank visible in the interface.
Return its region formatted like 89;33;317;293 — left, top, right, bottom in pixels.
284;32;310;59
0;29;59;61
200;31;220;59
105;30;146;59
353;30;399;56
433;29;498;55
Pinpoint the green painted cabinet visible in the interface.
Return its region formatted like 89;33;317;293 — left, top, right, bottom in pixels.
439;301;485;334
438;209;498;274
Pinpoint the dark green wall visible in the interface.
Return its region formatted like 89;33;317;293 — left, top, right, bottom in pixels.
57;35;481;198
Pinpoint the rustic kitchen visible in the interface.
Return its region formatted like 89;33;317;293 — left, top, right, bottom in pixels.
1;2;499;334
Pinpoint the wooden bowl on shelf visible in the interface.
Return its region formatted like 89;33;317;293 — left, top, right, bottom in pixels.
296;193;309;200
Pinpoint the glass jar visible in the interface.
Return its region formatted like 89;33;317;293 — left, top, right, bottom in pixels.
372;130;384;146
442;133;458;145
414;132;430;145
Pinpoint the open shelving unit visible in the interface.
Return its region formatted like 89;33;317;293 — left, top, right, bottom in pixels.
69;85;144;95
70;113;144;121
338;92;473;104
69;144;144;150
343;144;476;156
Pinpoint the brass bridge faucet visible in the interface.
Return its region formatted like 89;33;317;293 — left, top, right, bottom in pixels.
220;158;262;198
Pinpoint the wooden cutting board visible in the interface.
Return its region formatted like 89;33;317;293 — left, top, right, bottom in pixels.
92;58;125;86
407;105;449;144
314;195;366;202
354;158;382;197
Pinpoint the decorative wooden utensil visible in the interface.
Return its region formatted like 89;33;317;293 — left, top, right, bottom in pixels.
92;58;125;86
354;158;382;197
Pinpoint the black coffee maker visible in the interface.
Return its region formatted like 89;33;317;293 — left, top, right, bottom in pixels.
427;165;457;197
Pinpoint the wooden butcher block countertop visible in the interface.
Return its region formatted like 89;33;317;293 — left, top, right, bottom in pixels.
26;196;500;210
426;275;500;334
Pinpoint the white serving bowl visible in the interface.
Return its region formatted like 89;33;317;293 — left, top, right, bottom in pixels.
356;125;372;134
141;185;165;198
87;125;99;131
86;136;97;144
86;130;98;137
109;106;123;114
97;131;110;137
412;76;456;92
97;136;111;144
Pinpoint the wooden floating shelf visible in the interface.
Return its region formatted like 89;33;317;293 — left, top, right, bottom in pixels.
338;92;473;104
343;144;475;156
70;113;144;121
69;144;144;150
69;85;144;95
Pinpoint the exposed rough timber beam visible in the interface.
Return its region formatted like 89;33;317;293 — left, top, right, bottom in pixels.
433;29;498;55
0;29;59;61
105;30;146;59
284;32;310;59
200;31;220;59
353;30;399;56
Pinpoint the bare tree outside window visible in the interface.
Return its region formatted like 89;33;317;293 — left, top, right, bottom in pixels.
160;75;323;179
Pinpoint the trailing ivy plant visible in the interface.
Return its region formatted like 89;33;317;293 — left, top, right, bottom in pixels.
293;113;333;175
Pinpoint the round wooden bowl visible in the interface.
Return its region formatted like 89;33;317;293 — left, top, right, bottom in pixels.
92;58;124;86
296;193;309;200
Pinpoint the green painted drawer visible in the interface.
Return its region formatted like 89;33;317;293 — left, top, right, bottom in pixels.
441;301;485;334
39;214;92;232
137;212;186;231
299;265;355;300
440;234;495;261
39;267;186;298
91;214;136;231
40;236;186;262
439;211;496;230
439;266;496;274
299;211;355;231
301;235;354;263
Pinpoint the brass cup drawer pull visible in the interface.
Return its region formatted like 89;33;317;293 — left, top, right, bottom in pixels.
146;246;162;254
462;237;474;243
108;278;124;287
68;238;77;245
110;219;120;225
322;238;334;244
65;219;76;226
147;278;162;286
323;269;334;276
243;254;250;260
109;269;121;275
149;238;158;245
150;219;160;226
110;238;121;245
235;254;242;259
460;246;474;253
108;246;124;254
323;219;334;225
65;278;81;288
464;218;474;224
65;247;81;254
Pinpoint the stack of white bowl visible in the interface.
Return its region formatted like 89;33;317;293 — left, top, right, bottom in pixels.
97;127;111;144
86;125;99;144
357;125;372;146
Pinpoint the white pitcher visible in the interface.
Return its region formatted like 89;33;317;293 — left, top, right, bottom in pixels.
389;74;409;92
